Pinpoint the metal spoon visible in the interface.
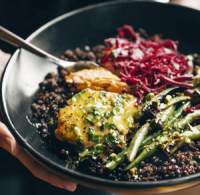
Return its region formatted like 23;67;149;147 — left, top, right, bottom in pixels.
0;26;98;70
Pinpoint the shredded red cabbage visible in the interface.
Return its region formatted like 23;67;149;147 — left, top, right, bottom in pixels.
101;25;192;99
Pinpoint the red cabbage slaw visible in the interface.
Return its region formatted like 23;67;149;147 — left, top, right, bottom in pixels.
101;25;192;100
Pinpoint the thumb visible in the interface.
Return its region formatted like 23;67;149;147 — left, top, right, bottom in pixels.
0;122;18;155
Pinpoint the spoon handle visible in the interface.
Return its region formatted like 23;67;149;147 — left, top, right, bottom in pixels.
0;26;62;63
0;26;98;69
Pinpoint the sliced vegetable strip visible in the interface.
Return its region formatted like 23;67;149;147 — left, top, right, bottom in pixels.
155;105;175;125
140;130;161;149
170;124;200;154
160;95;190;110
142;87;177;112
163;102;190;131
127;122;150;161
126;142;158;170
105;150;127;170
177;109;200;129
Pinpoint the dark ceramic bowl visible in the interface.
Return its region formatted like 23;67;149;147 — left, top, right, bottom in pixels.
1;1;200;194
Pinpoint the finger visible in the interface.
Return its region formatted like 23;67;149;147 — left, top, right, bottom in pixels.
0;122;17;154
31;162;77;192
0;122;77;191
16;148;77;192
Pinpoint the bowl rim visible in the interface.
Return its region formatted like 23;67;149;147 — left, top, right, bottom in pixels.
1;0;200;189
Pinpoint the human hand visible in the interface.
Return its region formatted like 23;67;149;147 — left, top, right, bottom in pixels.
0;121;77;192
171;0;200;10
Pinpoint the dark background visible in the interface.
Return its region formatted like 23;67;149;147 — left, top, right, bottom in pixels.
0;0;109;52
0;1;111;195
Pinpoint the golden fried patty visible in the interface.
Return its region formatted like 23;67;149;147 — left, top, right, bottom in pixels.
55;89;138;148
65;67;130;93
